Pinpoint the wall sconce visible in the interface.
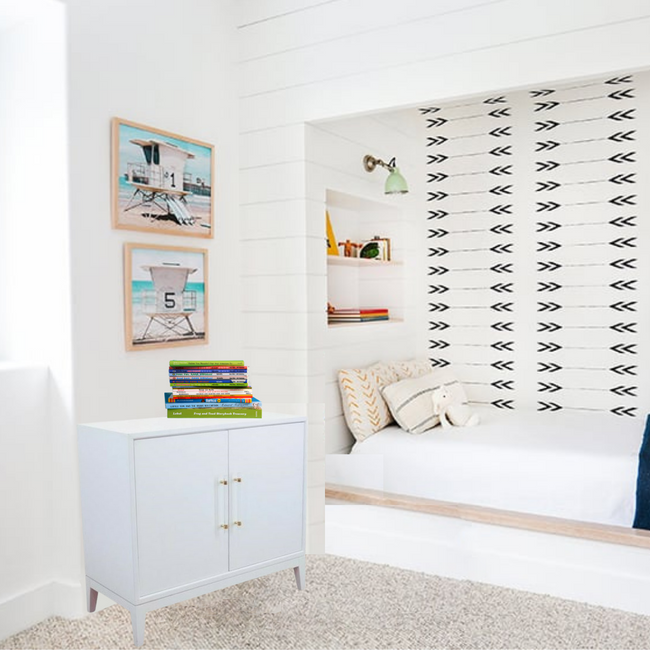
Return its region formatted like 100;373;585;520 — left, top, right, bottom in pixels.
363;154;409;195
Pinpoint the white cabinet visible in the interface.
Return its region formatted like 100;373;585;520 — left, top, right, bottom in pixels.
78;414;306;646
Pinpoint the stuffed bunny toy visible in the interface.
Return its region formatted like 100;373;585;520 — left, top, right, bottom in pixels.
431;386;480;428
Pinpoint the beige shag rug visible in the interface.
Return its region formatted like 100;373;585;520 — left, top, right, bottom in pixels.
3;555;650;649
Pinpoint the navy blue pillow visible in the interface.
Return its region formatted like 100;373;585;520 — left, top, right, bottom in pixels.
632;415;650;530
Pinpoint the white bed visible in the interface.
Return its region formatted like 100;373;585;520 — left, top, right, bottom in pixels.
347;406;644;527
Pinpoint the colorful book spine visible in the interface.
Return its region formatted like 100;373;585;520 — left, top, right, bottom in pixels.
168;368;247;374
170;381;249;387
169;360;244;367
166;402;261;410
167;408;262;419
172;388;253;396
169;373;248;379
164;393;253;404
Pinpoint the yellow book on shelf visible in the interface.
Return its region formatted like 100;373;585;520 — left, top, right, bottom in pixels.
326;210;339;256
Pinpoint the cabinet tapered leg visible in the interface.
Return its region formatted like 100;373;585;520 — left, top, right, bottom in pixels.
86;583;98;613
131;607;146;647
294;559;305;590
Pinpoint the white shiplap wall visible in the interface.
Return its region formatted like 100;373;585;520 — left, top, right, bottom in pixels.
237;0;650;553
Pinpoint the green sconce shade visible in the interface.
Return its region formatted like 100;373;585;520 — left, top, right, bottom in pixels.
384;166;409;194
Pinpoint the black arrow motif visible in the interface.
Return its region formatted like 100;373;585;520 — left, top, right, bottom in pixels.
609;152;636;164
490;282;513;294
427;117;448;128
537;241;561;253
530;89;555;97
491;341;514;352
428;210;449;220
490;165;513;176
609;89;635;100
490;185;512;195
429;321;450;331
490;243;513;254
538;401;562;412
428;266;449;276
534;101;560;112
491;302;514;312
427;154;449;164
489;146;512;156
535;140;560;152
610;279;637;291
538;382;562;393
608;109;635;121
428;285;449;294
489;126;512;137
609;196;636;207
429;340;450;350
605;75;633;85
490;224;513;235
610;322;636;334
428;191;449;201
538;322;562;333
537;221;561;233
427;136;448;146
609;174;636;186
538;362;562;373
492;399;515;409
610;237;636;248
611;343;637;355
610;364;637;376
535;120;560;131
536;180;561;192
538;342;562;353
429;303;450;312
430;358;451;368
489;204;513;215
491;321;514;332
428;247;449;257
538;302;562;312
488;108;510;118
492;360;514;371
536;201;561;212
610;258;636;270
428;172;449;183
538;261;562;272
428;228;448;238
611;385;637;397
536;160;560;172
490;263;513;274
485;96;507;104
538;281;562;292
610;301;637;312
419;107;441;114
492;379;514;390
611;406;637;417
609;131;635;143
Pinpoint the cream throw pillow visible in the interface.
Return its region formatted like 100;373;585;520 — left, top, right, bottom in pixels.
390;358;433;380
381;369;467;435
338;367;393;442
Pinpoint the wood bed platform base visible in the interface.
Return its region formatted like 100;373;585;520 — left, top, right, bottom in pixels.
325;483;650;550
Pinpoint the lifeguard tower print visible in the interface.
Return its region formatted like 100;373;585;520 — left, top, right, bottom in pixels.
112;118;214;238
124;243;208;351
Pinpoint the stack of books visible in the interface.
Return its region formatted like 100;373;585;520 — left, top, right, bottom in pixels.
165;360;262;419
328;308;389;324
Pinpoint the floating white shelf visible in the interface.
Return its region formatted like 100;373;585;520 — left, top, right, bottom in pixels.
327;256;402;267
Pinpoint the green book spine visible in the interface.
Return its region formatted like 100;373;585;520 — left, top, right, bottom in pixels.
167;408;263;419
169;360;244;367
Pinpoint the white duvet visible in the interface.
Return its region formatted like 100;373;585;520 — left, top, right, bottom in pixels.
350;406;644;527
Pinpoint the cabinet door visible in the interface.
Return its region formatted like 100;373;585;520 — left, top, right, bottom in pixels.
229;423;305;571
134;431;229;596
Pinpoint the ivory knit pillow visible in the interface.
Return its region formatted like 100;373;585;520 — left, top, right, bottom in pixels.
338;367;393;442
381;369;466;435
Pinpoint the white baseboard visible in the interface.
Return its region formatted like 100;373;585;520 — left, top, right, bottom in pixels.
326;505;650;616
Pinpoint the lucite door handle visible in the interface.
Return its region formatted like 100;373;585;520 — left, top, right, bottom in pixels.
232;476;242;527
217;479;228;530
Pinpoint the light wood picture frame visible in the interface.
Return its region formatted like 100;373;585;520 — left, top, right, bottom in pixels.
124;243;209;351
112;118;214;238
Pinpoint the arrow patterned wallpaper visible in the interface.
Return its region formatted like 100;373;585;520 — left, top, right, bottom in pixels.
420;72;649;418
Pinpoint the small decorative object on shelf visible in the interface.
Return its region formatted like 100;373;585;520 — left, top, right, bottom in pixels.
374;235;391;261
359;239;386;260
326;210;339;256
338;239;361;257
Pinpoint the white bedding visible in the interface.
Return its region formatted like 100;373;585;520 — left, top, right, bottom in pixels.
350;406;644;527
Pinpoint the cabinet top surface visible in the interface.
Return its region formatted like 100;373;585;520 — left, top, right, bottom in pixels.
78;412;306;437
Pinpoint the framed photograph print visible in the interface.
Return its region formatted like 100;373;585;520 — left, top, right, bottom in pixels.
112;118;214;238
124;243;209;351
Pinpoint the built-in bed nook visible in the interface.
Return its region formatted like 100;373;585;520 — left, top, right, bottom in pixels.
318;67;650;615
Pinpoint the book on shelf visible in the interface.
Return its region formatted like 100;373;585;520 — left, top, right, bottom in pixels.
167;407;262;419
165;394;261;409
169;367;247;373
168;373;248;380
169;360;244;367
170;382;249;388
172;387;254;396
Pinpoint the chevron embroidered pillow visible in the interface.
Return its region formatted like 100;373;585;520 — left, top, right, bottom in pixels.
381;369;467;435
338;367;393;442
389;358;433;380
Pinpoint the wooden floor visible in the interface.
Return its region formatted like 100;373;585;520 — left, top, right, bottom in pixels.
325;483;650;550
